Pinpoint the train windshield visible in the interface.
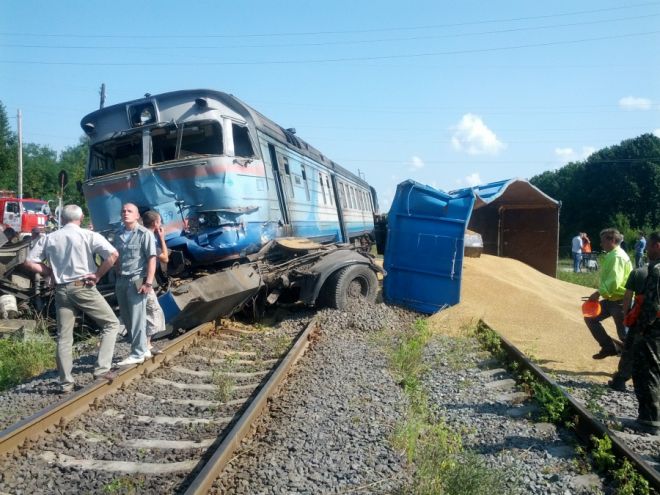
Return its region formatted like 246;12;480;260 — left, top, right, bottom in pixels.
88;120;223;178
151;120;223;164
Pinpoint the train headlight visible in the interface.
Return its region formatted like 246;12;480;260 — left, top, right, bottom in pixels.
127;101;158;128
140;108;153;125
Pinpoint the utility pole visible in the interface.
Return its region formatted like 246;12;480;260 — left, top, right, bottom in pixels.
99;83;106;109
17;109;23;199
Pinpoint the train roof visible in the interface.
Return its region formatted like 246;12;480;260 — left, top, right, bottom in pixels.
81;89;370;189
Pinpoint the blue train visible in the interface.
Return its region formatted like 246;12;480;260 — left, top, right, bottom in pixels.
80;89;377;268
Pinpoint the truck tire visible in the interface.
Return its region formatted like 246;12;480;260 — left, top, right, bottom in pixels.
323;264;378;310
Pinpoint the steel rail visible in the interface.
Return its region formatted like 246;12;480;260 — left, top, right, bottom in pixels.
493;327;660;492
184;317;319;495
0;321;214;457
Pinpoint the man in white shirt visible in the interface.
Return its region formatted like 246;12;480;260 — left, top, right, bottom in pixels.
24;204;120;393
571;232;584;273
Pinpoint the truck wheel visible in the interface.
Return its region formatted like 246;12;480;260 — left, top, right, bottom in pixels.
324;265;378;310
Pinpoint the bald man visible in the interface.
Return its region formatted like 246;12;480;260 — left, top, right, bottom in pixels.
113;203;156;366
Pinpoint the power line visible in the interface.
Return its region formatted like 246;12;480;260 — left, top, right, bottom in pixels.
3;12;658;51
1;29;658;66
1;2;658;39
337;157;660;164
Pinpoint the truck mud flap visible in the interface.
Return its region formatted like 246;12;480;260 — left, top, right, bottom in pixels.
159;264;262;331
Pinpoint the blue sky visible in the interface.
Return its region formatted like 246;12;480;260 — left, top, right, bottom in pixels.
1;0;659;210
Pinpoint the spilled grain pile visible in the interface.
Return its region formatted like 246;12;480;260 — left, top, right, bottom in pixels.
428;254;618;383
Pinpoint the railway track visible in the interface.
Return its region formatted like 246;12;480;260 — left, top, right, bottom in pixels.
0;316;318;494
1;302;657;494
479;323;660;492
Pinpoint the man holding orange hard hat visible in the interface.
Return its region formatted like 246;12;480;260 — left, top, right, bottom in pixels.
583;228;632;360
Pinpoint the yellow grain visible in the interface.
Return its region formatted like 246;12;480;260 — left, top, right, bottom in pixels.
428;254;618;383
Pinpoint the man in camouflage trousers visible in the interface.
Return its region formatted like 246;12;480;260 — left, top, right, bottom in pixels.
632;231;660;435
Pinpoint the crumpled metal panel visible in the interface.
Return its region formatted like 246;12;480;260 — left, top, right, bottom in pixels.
159;264;262;330
83;156;275;263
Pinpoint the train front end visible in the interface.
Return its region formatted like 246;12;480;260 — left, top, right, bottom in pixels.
80;90;278;268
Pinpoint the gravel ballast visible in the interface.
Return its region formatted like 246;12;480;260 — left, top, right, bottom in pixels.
212;304;416;494
1;300;656;494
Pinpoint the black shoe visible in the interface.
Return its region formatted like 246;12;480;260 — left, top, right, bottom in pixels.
592;349;617;360
607;379;627;392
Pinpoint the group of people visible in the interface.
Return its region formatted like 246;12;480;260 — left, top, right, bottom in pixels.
582;228;660;436
23;203;169;393
570;232;593;273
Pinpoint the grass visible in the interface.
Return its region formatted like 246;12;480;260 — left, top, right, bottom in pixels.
103;476;145;494
0;330;56;391
556;257;600;289
385;318;511;495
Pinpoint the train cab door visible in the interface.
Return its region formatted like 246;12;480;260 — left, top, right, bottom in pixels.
330;175;348;243
267;144;292;231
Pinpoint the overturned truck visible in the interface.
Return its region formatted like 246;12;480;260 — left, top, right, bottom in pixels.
159;238;382;332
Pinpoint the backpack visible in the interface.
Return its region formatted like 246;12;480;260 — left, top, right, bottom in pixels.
638;261;660;330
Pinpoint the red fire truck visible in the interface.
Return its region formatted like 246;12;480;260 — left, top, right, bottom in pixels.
0;191;49;239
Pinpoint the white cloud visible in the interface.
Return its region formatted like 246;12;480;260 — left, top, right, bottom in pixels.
451;114;506;155
618;96;652;111
409;155;425;170
464;172;482;186
653;129;660;138
454;172;482;187
555;147;574;159
554;146;595;162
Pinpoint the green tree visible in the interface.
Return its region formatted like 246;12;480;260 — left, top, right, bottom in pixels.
22;142;58;200
0;101;17;190
531;134;660;251
58;138;88;208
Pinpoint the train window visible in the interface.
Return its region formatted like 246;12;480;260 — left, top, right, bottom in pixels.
177;121;223;159
150;121;223;164
325;176;334;205
279;156;294;198
360;190;366;210
338;183;346;208
318;172;326;205
232;124;254;157
90;133;142;176
300;165;310;200
350;187;357;209
150;127;177;164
